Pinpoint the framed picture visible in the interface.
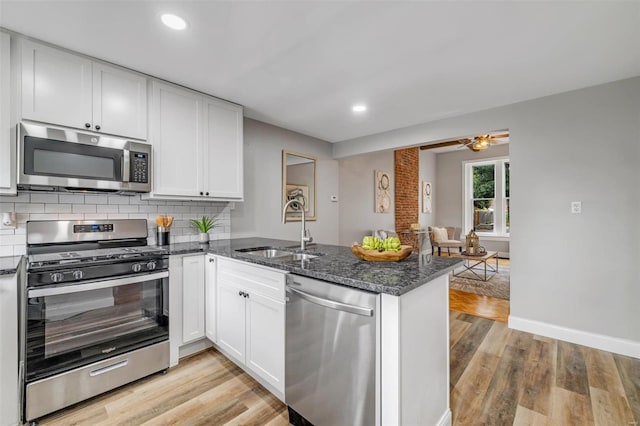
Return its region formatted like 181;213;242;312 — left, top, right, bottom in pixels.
286;184;310;213
375;170;391;213
422;181;432;213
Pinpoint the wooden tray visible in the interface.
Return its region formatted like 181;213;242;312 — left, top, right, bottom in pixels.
351;244;413;262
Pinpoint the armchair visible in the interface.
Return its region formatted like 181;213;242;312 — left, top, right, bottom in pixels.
428;226;463;256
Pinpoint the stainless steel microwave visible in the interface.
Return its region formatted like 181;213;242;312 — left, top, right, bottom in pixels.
18;122;151;193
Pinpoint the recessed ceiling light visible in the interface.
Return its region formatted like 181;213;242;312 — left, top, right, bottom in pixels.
161;13;187;30
352;104;367;113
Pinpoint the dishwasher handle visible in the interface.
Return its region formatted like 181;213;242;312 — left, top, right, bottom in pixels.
287;285;374;317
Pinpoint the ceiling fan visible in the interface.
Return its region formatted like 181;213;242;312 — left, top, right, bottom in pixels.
420;133;509;152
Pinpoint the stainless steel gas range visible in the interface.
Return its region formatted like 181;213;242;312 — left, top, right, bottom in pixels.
19;219;170;423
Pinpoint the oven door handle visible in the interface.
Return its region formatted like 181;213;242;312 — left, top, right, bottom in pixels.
27;271;169;298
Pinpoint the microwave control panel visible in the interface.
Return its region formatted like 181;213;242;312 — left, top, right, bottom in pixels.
130;152;149;183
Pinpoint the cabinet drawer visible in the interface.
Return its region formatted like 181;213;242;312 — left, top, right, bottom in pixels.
217;257;286;301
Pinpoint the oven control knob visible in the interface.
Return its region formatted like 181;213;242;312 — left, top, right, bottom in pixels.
72;270;84;280
147;261;157;270
50;272;64;283
132;263;142;273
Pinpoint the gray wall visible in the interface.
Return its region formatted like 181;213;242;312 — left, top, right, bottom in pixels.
435;144;510;255
419;150;436;230
333;76;640;344
232;118;339;244
338;150;395;246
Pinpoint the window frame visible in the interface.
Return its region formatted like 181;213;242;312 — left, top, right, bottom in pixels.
462;156;510;238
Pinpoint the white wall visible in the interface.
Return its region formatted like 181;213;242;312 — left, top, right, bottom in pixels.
231;118;339;244
418;150;436;230
435;144;510;255
333;77;640;347
337;150;395;246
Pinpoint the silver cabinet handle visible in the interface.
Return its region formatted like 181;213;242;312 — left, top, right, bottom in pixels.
89;360;128;377
287;285;373;317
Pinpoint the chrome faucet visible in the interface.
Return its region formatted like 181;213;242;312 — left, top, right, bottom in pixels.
282;199;313;250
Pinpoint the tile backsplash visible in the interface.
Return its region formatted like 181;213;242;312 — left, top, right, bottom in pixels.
0;192;232;256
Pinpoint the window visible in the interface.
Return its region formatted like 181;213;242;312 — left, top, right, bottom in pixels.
464;158;510;237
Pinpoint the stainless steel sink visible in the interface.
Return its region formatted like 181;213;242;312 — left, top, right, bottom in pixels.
236;247;320;261
245;248;293;258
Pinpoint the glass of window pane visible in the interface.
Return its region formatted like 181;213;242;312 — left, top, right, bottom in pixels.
473;199;494;232
473;164;495;198
505;162;510;198
505;198;510;233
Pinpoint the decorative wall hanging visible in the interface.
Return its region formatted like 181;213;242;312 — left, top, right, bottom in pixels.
422;181;432;213
375;170;391;213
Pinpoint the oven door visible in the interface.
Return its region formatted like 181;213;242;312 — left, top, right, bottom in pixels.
24;271;169;382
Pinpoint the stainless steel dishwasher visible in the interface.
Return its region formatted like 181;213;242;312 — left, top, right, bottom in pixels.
285;274;377;426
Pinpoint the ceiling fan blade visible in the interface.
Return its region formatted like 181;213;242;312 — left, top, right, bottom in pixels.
419;140;464;150
490;133;509;139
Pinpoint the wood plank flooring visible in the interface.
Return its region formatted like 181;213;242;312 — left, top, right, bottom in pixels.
450;312;640;426
39;314;639;426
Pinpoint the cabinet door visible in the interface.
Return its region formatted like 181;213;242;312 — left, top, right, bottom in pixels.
0;32;13;194
0;275;18;426
216;280;246;364
150;81;203;197
21;40;92;129
93;63;147;139
205;255;217;343
246;291;285;393
203;97;243;199
181;255;205;344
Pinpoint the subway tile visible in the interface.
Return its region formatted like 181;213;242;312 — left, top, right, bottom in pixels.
129;196;148;205
0;193;29;202
14;245;26;255
84;195;108;205
83;214;105;220
0;234;26;246
128;213;148;220
118;205;139;213
58;214;84;220
45;204;72;213
29;213;54;221
73;204;97;213
15;203;45;213
147;200;167;205
0;202;14;211
0;246;13;256
107;213;129;219
139;205;158;213
0;229;14;235
30;193;59;203
59;194;85;204
96;205;119;213
108;195;130;205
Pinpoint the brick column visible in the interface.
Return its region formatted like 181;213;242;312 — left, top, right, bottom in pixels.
394;147;419;248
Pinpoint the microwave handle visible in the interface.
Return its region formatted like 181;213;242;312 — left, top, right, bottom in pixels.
122;148;131;183
27;271;169;298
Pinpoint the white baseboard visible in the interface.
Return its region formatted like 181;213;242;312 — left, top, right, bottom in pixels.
436;409;452;426
509;316;640;359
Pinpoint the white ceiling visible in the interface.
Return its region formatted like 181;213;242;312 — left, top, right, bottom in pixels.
1;1;639;143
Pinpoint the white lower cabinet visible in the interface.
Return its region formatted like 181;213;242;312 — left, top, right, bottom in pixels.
0;274;18;426
170;254;286;400
216;257;286;399
181;255;205;344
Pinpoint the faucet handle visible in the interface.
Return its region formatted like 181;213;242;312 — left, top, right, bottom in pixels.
303;229;313;242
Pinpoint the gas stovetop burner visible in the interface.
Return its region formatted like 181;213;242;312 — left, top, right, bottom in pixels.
28;246;168;269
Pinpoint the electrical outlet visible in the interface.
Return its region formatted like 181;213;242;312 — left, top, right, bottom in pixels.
571;201;582;214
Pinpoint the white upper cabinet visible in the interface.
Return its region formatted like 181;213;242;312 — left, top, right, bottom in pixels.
147;80;243;201
203;97;243;199
0;32;14;194
20;40;147;139
149;81;203;197
92;63;147;140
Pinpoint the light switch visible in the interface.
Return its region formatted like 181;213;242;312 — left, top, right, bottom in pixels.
571;201;582;214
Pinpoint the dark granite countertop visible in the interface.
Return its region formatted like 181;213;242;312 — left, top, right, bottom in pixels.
0;255;22;276
163;238;462;296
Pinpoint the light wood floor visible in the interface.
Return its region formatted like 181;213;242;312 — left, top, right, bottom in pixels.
450;312;640;425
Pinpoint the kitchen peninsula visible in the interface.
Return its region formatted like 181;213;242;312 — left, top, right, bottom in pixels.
169;237;462;426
